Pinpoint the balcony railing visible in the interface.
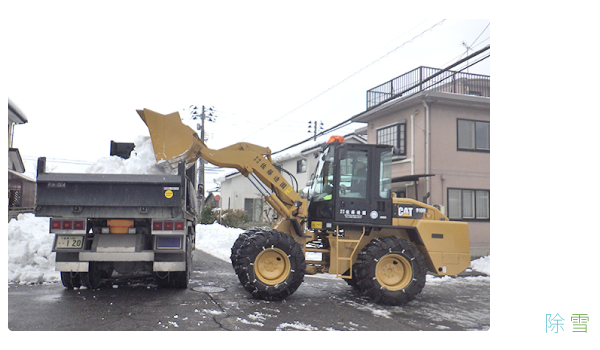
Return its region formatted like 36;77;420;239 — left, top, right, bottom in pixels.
366;66;490;110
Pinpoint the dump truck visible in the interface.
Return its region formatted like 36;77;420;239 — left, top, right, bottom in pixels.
35;154;198;289
140;109;470;305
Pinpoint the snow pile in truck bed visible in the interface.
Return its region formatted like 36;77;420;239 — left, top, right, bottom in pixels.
8;214;59;284
85;135;174;174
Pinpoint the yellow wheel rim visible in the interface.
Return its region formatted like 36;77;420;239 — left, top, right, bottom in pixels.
375;254;412;291
254;248;291;285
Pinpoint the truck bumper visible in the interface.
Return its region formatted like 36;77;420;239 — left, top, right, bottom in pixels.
79;251;155;261
55;252;186;272
55;262;89;272
153;262;186;271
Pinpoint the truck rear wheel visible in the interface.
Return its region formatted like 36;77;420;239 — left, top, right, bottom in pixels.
355;236;427;305
155;233;193;288
80;262;102;289
60;272;81;289
170;234;193;288
234;230;305;301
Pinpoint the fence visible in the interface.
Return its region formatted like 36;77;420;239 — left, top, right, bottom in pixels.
366;66;490;109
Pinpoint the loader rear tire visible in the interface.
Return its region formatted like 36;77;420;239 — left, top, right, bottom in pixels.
234;230;305;301
355;236;426;305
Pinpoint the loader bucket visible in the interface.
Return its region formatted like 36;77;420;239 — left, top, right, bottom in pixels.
137;108;202;169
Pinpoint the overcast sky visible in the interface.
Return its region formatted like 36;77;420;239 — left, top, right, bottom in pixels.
7;2;490;185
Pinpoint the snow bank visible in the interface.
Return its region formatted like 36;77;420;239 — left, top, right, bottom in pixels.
470;255;490;275
195;223;245;262
85;135;173;174
8;214;59;284
7;213;489;284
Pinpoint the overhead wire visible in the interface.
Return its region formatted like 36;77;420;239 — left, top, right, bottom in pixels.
241;19;447;142
272;44;490;156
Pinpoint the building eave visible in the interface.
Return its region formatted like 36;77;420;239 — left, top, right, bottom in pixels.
352;91;490;123
8;98;28;124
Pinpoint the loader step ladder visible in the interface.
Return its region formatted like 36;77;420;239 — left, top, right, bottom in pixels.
335;226;366;280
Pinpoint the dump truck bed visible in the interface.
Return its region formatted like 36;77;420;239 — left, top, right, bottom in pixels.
35;157;196;220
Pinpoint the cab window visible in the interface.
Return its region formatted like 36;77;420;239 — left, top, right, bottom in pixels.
339;150;368;199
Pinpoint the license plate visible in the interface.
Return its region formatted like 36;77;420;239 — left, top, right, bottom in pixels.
55;236;84;249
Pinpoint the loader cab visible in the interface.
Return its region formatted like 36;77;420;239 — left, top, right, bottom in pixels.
308;138;393;230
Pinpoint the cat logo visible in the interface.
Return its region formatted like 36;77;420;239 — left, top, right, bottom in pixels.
398;206;414;217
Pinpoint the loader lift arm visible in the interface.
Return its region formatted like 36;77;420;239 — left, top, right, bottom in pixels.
137;109;308;235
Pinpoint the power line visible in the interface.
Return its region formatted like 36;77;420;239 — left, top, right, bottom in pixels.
470;23;490;48
241;19;447;142
22;156;94;166
272;45;490;156
441;21;490;69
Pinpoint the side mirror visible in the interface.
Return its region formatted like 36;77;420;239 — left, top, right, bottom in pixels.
301;187;310;199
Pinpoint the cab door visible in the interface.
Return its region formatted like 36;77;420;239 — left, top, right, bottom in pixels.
333;144;392;226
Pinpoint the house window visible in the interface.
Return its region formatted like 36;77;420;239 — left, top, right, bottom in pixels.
376;123;406;155
448;188;490;220
457;119;490;151
297;159;307;173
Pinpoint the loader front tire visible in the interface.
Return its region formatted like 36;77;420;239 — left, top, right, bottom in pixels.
234;230;305;301
355;236;426;305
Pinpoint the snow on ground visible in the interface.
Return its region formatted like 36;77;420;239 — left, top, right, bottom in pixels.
469;255;490;275
194;223;244;262
8;214;59;284
7;213;490;284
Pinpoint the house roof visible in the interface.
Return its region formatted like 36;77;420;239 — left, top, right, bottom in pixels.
8;98;28;124
352;90;490;124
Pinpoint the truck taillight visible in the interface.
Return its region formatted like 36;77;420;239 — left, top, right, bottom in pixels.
152;220;185;232
74;221;85;230
51;220;62;229
50;219;85;232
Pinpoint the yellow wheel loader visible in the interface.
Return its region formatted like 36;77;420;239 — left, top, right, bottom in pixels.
139;108;471;305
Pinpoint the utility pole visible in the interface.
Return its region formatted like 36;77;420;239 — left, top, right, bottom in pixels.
308;120;324;141
188;105;216;212
462;41;471;73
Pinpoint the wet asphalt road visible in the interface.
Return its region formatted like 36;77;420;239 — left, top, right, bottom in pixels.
7;250;489;331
